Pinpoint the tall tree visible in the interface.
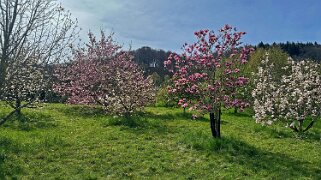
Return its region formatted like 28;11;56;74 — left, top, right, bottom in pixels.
0;0;77;124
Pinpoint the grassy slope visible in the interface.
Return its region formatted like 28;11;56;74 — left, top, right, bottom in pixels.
0;103;320;179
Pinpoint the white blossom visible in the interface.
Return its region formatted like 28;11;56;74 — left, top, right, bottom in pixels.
252;54;321;132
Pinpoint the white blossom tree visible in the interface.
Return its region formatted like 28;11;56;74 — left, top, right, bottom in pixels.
0;0;78;125
278;60;321;132
252;53;279;125
252;54;321;133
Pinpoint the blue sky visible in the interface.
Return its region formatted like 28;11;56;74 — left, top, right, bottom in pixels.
59;0;321;52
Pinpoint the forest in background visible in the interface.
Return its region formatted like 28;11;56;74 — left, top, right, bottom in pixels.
131;42;321;84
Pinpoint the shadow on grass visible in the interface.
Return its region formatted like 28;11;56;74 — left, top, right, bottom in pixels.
139;111;209;122
2;112;57;131
58;105;106;119
0;137;25;178
180;131;321;178
58;105;211;122
0;130;69;178
294;131;321;142
142;111;232;128
103;115;169;134
253;125;293;139
223;109;254;118
253;122;321;142
0;150;4;179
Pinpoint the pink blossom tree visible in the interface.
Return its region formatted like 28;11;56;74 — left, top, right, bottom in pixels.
164;25;253;138
54;32;155;116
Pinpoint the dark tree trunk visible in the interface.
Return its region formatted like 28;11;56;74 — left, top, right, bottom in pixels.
234;107;238;114
304;120;315;132
15;99;22;115
210;113;216;137
210;108;221;138
0;58;7;93
216;108;221;138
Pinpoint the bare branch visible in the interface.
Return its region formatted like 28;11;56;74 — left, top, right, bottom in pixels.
0;0;79;125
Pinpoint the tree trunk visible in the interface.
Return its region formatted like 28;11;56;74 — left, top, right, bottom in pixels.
0;56;7;92
216;108;221;138
210;108;221;138
15;99;22;115
210;113;216;137
298;119;304;132
303;120;315;132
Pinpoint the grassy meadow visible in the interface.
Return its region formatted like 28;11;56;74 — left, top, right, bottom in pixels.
0;103;320;179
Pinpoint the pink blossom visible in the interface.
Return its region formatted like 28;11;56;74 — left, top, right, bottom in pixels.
54;32;155;115
165;24;252;118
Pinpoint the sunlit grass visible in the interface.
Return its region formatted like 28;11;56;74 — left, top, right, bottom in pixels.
0;103;320;179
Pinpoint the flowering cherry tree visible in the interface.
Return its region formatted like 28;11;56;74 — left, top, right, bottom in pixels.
279;60;321;132
54;32;155;116
252;55;321;133
252;53;279;125
164;25;253;138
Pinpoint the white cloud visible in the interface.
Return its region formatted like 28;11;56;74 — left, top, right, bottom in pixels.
57;0;188;51
56;0;321;51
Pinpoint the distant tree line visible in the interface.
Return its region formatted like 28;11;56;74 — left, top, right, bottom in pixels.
257;41;321;62
131;42;321;86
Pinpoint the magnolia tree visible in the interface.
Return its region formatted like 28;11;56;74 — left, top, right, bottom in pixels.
54;32;155;116
0;0;77;125
253;55;321;133
164;25;253;138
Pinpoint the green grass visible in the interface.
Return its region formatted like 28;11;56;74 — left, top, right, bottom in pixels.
0;103;320;179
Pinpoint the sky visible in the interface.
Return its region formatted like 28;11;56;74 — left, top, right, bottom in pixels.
58;0;321;52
